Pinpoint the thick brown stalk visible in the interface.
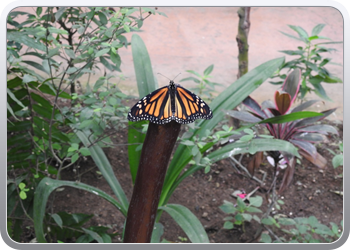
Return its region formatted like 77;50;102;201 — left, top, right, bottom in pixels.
123;121;181;243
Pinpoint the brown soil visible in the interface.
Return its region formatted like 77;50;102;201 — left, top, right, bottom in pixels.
46;120;343;243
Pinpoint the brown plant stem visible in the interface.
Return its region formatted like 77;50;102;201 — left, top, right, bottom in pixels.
123;121;181;243
236;7;251;78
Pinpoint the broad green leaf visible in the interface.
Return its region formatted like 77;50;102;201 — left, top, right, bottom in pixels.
151;222;164;243
55;7;67;20
207;138;300;163
260;233;272;243
246;207;262;213
332;154;343;168
22;60;49;74
311;24;325;36
279;31;305;42
131;34;158;97
249;196;263;207
159;204;209;243
98;12;107;25
258;111;323;124
7;88;25;108
223;221;234;229
242;213;252;222
308;216;319;227
203;64;214;76
82;228;104;243
95;48;110;58
7;32;46;51
236;197;246;210
22;74;36;83
33;177;125;243
288;25;309;42
261;216;275;226
219;201;237;214
127;121;147;183
7;77;23;89
64;48;76;59
75;130;129;213
50;214;63;228
278;217;296;226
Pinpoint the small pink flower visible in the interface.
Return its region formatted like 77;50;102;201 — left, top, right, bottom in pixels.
238;193;247;199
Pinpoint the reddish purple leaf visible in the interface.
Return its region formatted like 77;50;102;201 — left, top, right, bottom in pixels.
281;68;301;104
274;90;292;115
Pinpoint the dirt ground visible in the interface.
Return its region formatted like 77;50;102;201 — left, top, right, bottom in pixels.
45;120;343;243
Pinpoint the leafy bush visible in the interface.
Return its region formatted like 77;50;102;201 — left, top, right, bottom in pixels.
271;24;342;100
7;6;164;242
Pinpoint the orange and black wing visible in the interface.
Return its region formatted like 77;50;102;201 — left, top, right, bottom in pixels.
128;86;174;124
173;85;213;124
128;83;213;124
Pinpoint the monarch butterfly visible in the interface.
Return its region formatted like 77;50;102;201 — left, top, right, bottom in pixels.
128;80;213;124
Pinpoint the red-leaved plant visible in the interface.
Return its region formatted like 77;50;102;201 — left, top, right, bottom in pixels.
228;68;338;193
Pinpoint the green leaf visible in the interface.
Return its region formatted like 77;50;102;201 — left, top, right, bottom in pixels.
151;222;164;243
55;7;67;20
261;216;275;225
7;88;25;108
203;64;214;76
131;34;157;97
278;217;296;226
246;207;262;213
242;213;252;222
22;74;36;83
238;134;253;142
332;154;343;168
288;25;309;42
308;216;319;227
249;196;263;207
208;138;300;165
159;204;209;243
64;48;76;59
311;24;325;36
95;48;110;58
236;197;246;210
82;228;104;243
260;233;272;243
33;177;125;243
79;147;91;156
7;77;23;89
98;12;107;25
223;221;234;229
123;24;130;33
219;201;237;214
7;32;46;51
75;130;129;213
258;111;323;124
71;153;79;163
51;214;63;228
22;60;49;74
127;121;147;183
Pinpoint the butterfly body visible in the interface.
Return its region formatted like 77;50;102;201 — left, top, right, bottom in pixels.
128;80;213;124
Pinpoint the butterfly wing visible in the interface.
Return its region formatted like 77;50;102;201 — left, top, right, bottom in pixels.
128;82;213;125
174;85;213;124
128;86;174;124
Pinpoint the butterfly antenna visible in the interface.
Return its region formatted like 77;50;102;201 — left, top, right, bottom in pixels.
172;73;181;81
157;73;181;82
157;73;171;81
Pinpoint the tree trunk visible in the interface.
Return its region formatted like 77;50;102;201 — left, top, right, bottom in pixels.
236;7;251;78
